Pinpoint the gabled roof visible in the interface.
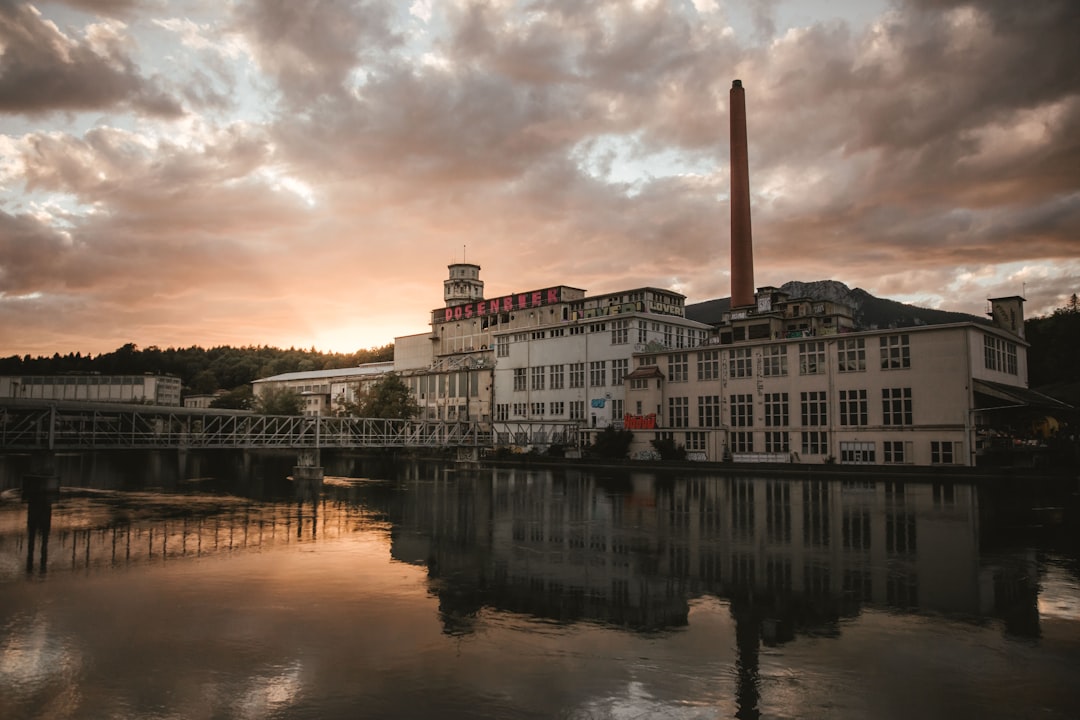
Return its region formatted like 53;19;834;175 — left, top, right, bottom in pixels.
253;362;394;384
625;366;665;380
973;379;1072;411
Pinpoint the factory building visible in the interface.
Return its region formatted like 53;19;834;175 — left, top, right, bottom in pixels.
251;362;394;416
0;374;182;406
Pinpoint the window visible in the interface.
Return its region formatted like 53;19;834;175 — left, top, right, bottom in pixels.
569;363;585;388
801;391;827;426
729;347;752;378
589;361;606;387
931;441;958;464
569;326;585;335
731;431;754;453
801;431;828;455
513;368;527;392
612;399;623;419
883;440;910;464
550;364;565;390
611;359;628;385
799;341;825;375
880;334;911;369
612;320;630;345
765;431;789;453
531;402;545;416
685;432;707;451
531;366;545;391
697;350;720;380
512;402;526;417
630;378;649;390
839;389;868;426
762;345;788;377
698;395;721;427
497;336;509;357
668;397;689;428
984;335;1018;375
668;353;688;382
838;338;865;372
764;392;789;427
730;393;753;427
569;401;584;420
840;441;876;464
882;388;912;426
638;321;648;343
550;401;565;416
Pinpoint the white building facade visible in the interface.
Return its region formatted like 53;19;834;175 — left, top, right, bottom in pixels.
0;374;182;406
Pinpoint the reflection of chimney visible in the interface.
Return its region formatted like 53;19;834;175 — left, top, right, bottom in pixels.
730;79;755;308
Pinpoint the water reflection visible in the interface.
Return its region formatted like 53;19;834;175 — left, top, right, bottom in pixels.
0;458;1077;719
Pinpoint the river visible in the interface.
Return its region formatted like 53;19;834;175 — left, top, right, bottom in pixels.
1;453;1078;719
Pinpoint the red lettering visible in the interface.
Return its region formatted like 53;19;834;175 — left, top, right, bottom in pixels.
502;296;513;311
476;300;486;316
454;306;463;320
444;309;453;322
547;288;558;304
464;304;473;318
532;291;542;306
516;294;526;309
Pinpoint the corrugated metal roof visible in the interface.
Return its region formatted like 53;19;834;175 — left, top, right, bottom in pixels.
253;362;394;384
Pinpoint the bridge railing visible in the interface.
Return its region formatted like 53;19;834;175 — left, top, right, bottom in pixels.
0;401;488;451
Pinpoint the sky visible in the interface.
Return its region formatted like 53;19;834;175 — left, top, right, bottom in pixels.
1;0;1078;357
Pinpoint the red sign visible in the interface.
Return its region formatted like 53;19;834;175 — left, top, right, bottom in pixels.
623;413;657;430
437;287;561;323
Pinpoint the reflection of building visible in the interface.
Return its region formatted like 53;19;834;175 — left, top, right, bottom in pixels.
251;362;394;416
0;374;181;406
384;466;1040;638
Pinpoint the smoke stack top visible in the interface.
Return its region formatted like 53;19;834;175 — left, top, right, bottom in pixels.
729;79;755;308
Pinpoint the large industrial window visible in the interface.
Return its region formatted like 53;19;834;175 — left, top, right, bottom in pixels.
839;389;868;426
668;397;688;428
799;341;825;375
764;392;789;427
698;395;721;427
730;393;753;427
668;353;688;382
882;387;912;425
880;334;911;369
762;345;788;377
801;391;828;426
729;347;752;378
697;350;720;380
838;338;866;372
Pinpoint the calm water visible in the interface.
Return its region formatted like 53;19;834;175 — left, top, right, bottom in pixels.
1;455;1079;719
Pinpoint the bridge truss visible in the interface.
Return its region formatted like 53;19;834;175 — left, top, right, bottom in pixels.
0;401;492;452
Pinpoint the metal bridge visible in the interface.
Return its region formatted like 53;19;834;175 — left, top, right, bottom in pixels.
0;400;494;452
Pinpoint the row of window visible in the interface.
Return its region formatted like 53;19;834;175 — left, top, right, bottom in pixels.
496;400;626;421
513;361;631;391
983;335;1019;375
494;322;710;356
659;388;914;429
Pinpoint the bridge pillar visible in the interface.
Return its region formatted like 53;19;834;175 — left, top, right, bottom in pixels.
455;446;479;465
293;449;324;481
23;453;59;576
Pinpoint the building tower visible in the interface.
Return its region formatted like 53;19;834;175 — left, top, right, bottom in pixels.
730;79;755;309
444;263;484;307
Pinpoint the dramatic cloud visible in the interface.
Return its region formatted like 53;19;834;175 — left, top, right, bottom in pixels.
1;0;1078;357
0;1;183;116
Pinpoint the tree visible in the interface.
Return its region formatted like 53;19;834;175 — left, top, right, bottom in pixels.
587;426;634;460
651;436;687;461
353;373;419;419
254;386;304;415
211;385;254;410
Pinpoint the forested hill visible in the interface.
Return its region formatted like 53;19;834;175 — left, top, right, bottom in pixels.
0;343;394;395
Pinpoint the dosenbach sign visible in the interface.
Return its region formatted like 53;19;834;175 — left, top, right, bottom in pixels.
435;287;563;324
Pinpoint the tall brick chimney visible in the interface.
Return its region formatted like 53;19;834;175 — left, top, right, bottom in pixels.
730;79;755;309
